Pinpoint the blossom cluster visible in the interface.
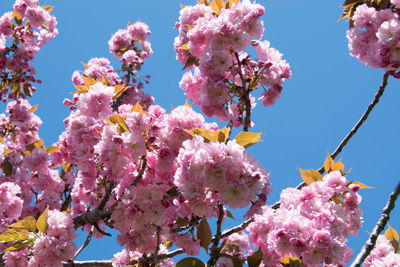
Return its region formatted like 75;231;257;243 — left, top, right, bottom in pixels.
0;99;64;217
248;171;363;266
0;0;58;101
175;0;291;126
347;2;400;73
363;234;400;266
175;135;271;215
2;210;77;267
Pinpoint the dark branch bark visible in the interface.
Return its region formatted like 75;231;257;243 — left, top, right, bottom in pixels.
62;249;185;267
350;181;400;267
272;72;390;210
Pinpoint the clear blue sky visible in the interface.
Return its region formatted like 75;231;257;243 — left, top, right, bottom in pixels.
1;0;400;265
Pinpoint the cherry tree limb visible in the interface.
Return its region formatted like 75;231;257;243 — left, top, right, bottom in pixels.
350;181;400;267
272;71;391;209
62;249;185;267
73;226;94;260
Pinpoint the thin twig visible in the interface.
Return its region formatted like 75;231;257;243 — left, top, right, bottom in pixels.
319;71;390;171
63;260;112;267
271;72;391;209
207;204;225;266
218;217;254;240
73;226;95;260
350;181;400;267
151;226;162;267
63;249;185;266
234;52;251;132
131;156;147;187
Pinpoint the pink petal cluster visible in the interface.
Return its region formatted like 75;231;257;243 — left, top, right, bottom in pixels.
0;0;58;101
0;182;23;226
347;4;400;71
175;0;291;125
364;234;400;266
248;171;362;266
28;210;77;267
174;135;271;215
109;21;152;62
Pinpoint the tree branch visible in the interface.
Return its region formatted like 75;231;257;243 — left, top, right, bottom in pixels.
151;226;162;267
350;181;400;267
73;226;94;260
272;71;391;209
234;52;251;132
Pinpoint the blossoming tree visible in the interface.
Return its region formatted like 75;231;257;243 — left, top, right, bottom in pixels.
0;0;400;266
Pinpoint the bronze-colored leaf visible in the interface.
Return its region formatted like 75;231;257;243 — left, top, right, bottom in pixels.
3;149;14;155
46;146;61;154
385;224;399;252
247;248;263;267
179;43;190;50
82;76;97;87
280;255;304;267
106;114;130;133
347;181;375;189
43;5;54;13
1;158;13;177
231;256;244;267
183;55;199;70
113;84;129;99
217;127;230;143
29;104;38;113
81;61;89;69
131;101;147;115
235;132;263;148
197;219;212;253
175;257;205;267
298;168;323;185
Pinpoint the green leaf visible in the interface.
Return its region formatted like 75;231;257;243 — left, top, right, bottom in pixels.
235;132;263;148
298;168;323;185
175;257;205;267
7;216;37;232
385;224;399;252
196;219;212;253
247;248;263;267
36;206;49;233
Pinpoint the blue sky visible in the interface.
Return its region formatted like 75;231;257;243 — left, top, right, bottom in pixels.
1;0;400;265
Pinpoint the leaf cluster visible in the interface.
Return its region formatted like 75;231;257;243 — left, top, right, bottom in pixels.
0;206;49;253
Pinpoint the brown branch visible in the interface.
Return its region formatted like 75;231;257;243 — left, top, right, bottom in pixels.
218;217;254;240
131;156;147;187
63;249;185;267
272;71;391;209
234;52;251;132
73;208;112;229
350;181;400;267
319;71;390;170
151;226;162;267
73;226;94;260
63;260;112;266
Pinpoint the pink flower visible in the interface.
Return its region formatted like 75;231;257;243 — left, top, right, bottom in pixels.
25;7;50;29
